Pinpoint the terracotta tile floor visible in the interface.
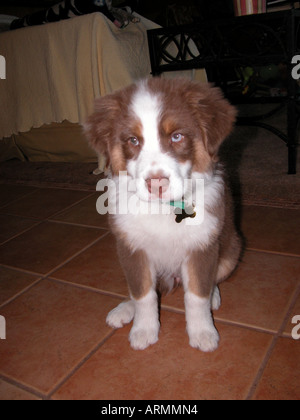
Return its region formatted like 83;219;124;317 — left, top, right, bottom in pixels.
0;184;299;400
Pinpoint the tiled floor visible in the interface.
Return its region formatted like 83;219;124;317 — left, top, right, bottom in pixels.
0;183;299;400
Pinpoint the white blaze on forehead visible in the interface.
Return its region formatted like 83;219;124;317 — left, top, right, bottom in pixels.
130;85;162;152
126;82;193;203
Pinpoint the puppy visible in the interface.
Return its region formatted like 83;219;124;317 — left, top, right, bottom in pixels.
84;78;242;352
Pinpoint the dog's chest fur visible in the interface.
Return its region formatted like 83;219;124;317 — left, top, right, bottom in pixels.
110;169;225;277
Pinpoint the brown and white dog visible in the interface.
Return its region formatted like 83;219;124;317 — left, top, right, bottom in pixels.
85;78;242;352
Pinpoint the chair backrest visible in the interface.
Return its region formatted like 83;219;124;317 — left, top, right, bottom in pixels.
267;1;298;8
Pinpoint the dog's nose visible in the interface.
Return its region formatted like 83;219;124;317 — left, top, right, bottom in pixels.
145;173;170;197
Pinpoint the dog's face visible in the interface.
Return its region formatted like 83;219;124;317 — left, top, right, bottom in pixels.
85;78;236;202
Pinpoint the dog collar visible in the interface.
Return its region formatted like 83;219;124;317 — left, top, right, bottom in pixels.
169;201;196;224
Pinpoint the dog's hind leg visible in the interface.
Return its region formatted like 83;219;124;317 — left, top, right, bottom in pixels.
216;187;242;284
216;230;242;284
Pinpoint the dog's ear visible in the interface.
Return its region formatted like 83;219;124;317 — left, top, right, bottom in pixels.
83;93;121;160
186;84;237;159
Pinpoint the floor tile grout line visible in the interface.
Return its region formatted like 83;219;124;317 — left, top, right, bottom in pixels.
0;186;39;211
245;334;279;400
245;285;300;400
0;190;100;246
45;218;110;231
160;305;278;337
0;180;98;194
0;373;47;400
46;329;117;400
0;231;110;308
0;219;45;247
44;191;96;221
0;263;126;310
278;283;300;338
0;188;96;226
0;276;44;309
242;204;300;211
245;247;300;259
47;276;128;300
0;262;45;279
42;230;111;279
33;271;296;340
212;317;277;336
0;224;109;277
0;211;41;222
161;303;283;400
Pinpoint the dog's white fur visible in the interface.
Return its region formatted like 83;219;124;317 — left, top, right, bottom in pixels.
85;78;242;352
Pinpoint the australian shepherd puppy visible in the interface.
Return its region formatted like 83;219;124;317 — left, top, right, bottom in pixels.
84;78;242;352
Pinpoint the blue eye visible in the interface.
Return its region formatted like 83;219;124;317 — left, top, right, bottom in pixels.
129;137;140;146
171;133;184;143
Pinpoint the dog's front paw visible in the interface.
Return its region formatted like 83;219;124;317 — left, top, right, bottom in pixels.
106;301;135;329
188;328;220;352
129;326;159;351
